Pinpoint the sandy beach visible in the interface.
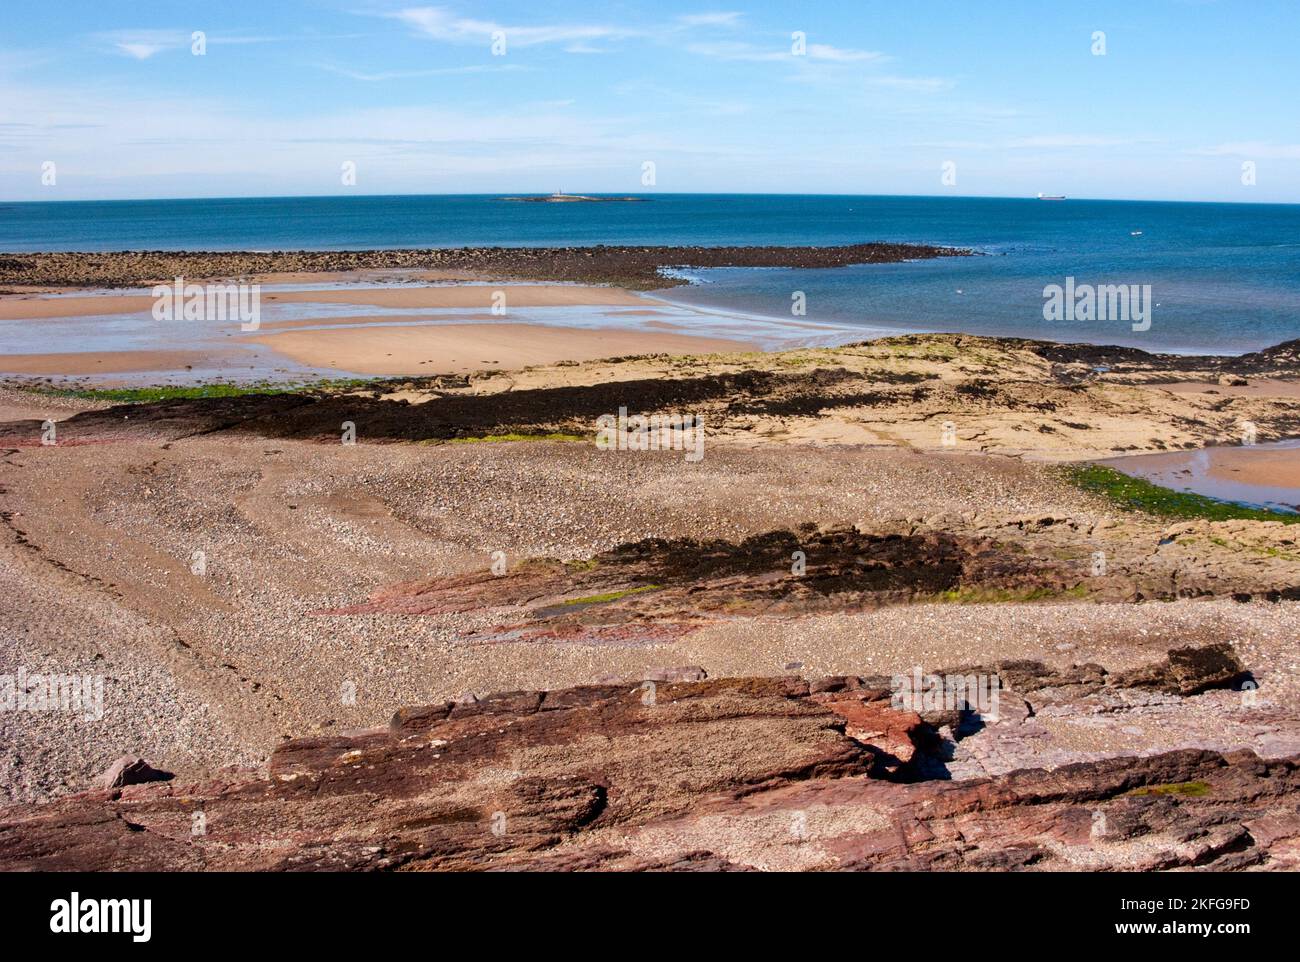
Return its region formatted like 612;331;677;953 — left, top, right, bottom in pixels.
0;349;232;376
0;280;753;379
1158;379;1300;400
1204;444;1300;487
0;282;647;321
248;321;749;375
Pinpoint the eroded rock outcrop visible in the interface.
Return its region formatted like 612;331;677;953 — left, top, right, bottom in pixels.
1;647;1290;873
319;522;1300;642
323;526;1082;642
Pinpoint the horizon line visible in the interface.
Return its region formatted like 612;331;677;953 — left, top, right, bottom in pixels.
2;190;1297;208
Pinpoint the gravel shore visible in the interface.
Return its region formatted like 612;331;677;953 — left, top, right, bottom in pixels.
3;406;1298;802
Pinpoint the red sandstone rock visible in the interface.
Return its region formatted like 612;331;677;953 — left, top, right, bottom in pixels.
96;756;173;791
818;695;929;771
0;650;1291;872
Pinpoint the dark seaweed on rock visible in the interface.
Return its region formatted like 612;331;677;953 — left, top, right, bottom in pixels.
0;243;970;291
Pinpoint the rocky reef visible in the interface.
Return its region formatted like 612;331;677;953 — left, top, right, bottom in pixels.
0;242;967;291
322;521;1300;643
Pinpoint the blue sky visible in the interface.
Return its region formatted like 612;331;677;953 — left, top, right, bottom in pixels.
1;0;1297;202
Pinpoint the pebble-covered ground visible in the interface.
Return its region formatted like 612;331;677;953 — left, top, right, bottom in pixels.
2;386;1298;803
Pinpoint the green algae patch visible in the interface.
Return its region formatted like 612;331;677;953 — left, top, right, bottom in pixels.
29;378;372;403
1124;781;1211;798
928;584;1089;604
1067;464;1300;524
562;585;660;606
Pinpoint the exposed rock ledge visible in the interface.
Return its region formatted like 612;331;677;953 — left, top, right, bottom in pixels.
0;243;968;291
1;645;1295;872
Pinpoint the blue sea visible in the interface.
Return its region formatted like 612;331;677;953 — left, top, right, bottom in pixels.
3;193;1298;354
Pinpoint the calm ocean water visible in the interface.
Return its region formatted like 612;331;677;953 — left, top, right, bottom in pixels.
3;194;1298;354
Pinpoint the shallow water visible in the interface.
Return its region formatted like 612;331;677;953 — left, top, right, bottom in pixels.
0;290;850;363
4;194;1299;354
0;281;867;385
1098;439;1300;511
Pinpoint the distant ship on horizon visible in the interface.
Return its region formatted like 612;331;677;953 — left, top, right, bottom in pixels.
1037;192;1067;201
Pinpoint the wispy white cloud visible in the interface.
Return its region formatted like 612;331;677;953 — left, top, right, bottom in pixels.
915;134;1155;151
686;39;887;63
684;40;784;62
387;9;895;80
807;43;885;63
117;42;169;61
677;12;744;28
1007;135;1147;149
314;62;528;82
95;29;272;60
611;79;751;116
1190;141;1300;159
0;68;755;198
100;30;190;60
390;6;639;48
864;74;955;93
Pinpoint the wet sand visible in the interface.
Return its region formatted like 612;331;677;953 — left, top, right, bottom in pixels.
0;349;234;376
263;285;647;310
0;279;750;381
1155;379;1300;400
0;283;647;321
255;313;498;331
1100;439;1300;511
248;322;749;375
1205;444;1300;489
